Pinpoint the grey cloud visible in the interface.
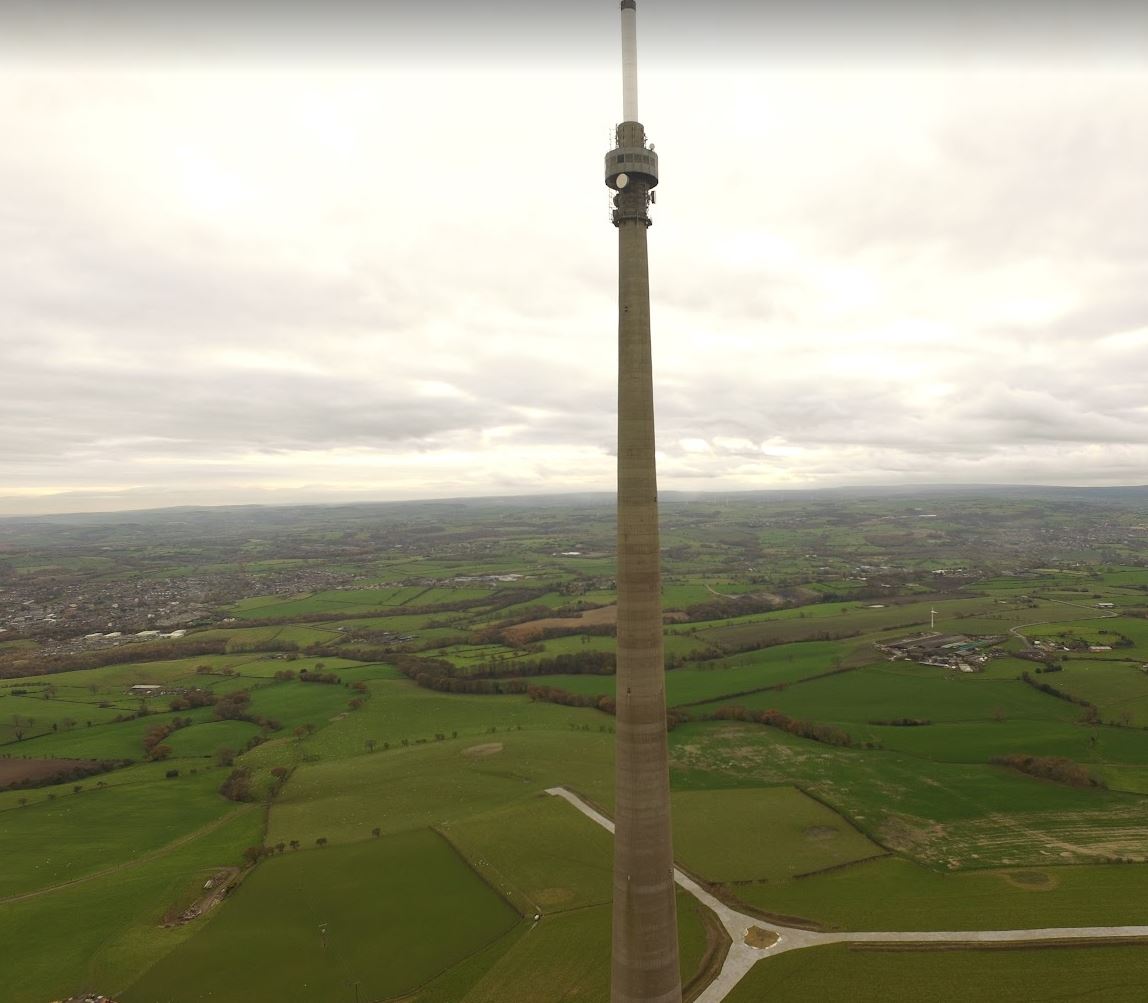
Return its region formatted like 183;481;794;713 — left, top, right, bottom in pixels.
3;1;1146;66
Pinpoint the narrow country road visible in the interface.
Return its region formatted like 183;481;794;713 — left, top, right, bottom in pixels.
545;787;1148;1003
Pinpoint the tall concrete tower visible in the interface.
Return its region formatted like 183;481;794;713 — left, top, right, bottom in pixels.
605;3;681;1002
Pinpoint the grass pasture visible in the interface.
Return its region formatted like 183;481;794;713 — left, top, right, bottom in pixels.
228;586;435;620
0;808;262;1003
526;639;864;707
421;889;713;1003
8;706;219;761
725;942;1148;1003
442;795;613;916
2;654;261;697
122;830;521;1003
684;595;1103;654
0;763;236;898
702;661;1081;727
671;786;886;882
670;721;1148;869
283;677;614;761
10;520;1148;1003
732;853;1148;932
0;692;126;742
266;727;615;850
1027;616;1148;660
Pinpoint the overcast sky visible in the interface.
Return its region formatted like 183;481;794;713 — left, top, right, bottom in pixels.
2;1;1147;515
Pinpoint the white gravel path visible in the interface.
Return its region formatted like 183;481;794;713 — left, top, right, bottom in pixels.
544;786;1148;1002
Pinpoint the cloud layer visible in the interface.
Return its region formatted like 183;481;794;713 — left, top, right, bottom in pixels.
1;10;1146;513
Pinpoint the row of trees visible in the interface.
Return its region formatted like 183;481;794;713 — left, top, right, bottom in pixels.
1019;671;1096;710
704;705;856;748
143;716;193;761
991;754;1105;789
391;650;616;686
2;758;130;791
0;637;231;680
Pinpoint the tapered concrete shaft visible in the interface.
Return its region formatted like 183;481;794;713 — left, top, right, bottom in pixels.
610;175;682;1003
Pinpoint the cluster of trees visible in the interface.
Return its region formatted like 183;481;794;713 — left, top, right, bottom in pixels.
402;671;527;697
705;705;856;747
680;593;790;624
298;666;341;684
394;649;616;688
168;687;218;711
213;690;252;720
0;637;230;680
991;754;1105;789
391;651;620;703
869;717;932;727
211;690;282;732
219;766;255;802
525;684;615;714
469;650;616;680
268;765;291;798
305;642;392;662
143;716;193;760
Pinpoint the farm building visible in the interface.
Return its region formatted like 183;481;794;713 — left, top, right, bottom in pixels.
877;633;1006;670
128;684;166;697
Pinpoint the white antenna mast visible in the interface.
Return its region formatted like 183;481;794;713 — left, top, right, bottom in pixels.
621;0;639;121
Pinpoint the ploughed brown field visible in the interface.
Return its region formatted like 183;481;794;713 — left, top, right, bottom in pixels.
0;757;98;787
501;604;619;642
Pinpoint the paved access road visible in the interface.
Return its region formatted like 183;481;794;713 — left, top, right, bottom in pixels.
545;787;1148;1003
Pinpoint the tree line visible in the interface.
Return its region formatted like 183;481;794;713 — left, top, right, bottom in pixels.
2;757;132;791
702;704;857;748
991;753;1105;788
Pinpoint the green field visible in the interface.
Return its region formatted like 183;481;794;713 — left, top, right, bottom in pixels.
443;796;612;915
670;786;885;882
706;661;1082;726
1;809;263;1003
266;726;616;849
122;830;521;1003
526;639;865;706
725;942;1148;1002
731;854;1148;932
0;764;236;898
418;889;711;1003
670;721;1148;869
228;586;441;620
7;506;1148;1002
